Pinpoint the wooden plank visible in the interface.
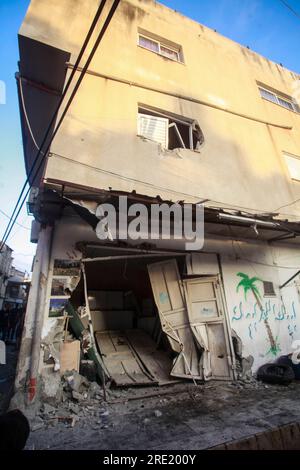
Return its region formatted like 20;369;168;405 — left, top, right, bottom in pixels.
95;331;156;386
60;341;80;374
125;330;178;385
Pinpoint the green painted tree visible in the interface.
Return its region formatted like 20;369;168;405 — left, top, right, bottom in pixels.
236;273;280;356
236;273;262;301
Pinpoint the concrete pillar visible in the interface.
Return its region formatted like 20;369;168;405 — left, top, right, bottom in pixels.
14;225;53;404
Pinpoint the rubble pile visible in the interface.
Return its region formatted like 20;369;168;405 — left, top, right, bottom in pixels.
30;370;109;433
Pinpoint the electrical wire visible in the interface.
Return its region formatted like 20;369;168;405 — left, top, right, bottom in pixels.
50;151;300;221
1;0;121;251
0;209;30;230
279;0;300;20
0;0;109;250
19;76;44;154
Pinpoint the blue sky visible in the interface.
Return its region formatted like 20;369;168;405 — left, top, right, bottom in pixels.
0;0;300;272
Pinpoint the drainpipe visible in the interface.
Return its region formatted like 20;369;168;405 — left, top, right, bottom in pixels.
27;224;53;404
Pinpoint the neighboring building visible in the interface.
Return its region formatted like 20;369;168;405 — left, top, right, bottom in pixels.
15;0;300;404
0;244;13;310
4;267;28;309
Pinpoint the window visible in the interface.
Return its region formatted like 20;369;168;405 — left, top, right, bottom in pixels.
137;106;204;151
258;84;299;112
138;32;183;63
263;281;276;297
284;151;300;181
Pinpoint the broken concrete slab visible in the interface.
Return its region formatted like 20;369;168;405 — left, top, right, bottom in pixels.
64;370;90;394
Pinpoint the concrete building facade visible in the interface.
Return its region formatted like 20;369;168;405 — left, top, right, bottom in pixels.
0;244;13;310
15;0;300;404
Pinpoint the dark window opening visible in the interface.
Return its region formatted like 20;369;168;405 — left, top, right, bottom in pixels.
263;281;276;297
138;106;204;151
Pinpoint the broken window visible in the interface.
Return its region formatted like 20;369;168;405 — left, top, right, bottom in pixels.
137;106;204;151
263;281;276;297
138;32;183;63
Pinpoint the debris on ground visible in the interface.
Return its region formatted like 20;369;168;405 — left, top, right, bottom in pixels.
24;380;300;450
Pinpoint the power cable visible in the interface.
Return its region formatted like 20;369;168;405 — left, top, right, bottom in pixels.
0;209;30;230
1;0;121;250
50;151;300;221
279;0;300;20
0;0;108;250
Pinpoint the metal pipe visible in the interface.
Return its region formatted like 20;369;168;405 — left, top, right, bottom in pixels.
82;253;186;263
218;213;279;227
66;63;293;130
280;270;300;289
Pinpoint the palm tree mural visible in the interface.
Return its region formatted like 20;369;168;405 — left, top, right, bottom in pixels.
236;273;262;302
236;273;280;356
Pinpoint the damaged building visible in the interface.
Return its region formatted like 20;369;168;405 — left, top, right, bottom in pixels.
14;0;300;406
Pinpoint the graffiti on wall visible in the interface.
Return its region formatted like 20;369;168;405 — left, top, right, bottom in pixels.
233;273;297;357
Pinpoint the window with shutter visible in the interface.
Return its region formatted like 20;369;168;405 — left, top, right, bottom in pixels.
138;113;169;148
137;106;204;152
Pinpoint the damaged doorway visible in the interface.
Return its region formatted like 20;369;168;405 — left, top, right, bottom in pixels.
72;249;188;387
148;259;234;382
70;247;235;387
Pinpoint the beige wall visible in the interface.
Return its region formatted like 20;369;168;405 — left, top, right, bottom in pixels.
20;0;300;217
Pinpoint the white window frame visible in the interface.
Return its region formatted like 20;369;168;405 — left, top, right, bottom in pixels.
259;86;298;112
138;106;195;150
283;151;300;182
138;112;169;148
138;33;182;63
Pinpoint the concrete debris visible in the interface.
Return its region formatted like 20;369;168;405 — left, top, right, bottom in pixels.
81;330;92;354
71;416;79;427
31;416;44;432
240;355;254;381
68;403;80;415
42;403;56;415
64;370;90;393
72;390;87;401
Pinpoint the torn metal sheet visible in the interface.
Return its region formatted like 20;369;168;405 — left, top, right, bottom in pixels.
147;259;202;381
183;277;234;381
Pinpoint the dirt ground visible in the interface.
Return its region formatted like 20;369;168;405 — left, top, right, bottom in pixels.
25;380;300;450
